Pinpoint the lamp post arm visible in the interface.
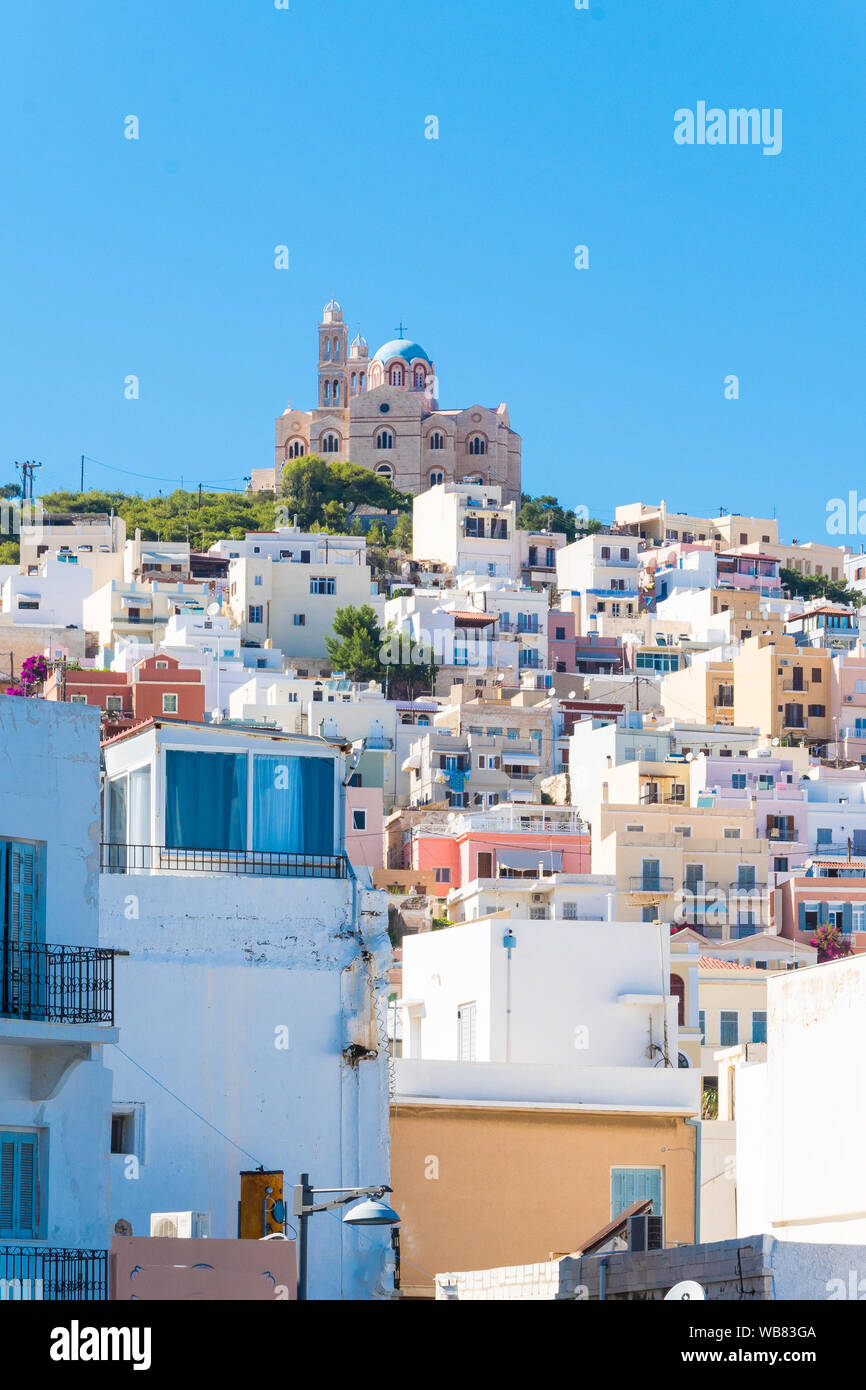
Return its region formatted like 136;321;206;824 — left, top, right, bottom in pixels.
296;1184;391;1217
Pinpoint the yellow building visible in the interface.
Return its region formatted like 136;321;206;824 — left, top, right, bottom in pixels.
593;801;767;939
732;634;832;745
662;655;735;726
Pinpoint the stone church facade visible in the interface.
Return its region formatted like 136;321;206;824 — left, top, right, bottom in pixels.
251;299;521;501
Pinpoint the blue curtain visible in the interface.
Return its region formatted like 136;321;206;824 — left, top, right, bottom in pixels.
252;755;334;855
165;751;246;850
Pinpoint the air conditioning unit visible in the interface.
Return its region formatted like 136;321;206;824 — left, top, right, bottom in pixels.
627;1213;664;1252
532;893;544;903
150;1211;210;1239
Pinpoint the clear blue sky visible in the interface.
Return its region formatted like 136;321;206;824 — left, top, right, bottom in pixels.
1;0;863;541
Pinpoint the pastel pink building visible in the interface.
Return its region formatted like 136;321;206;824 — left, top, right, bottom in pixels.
410;803;590;899
828;648;866;763
346;786;384;873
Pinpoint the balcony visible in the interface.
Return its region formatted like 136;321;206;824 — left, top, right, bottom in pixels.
782;680;809;694
1;943;114;1024
838;728;866;740
0;1246;108;1300
629;876;675;894
101;843;348;879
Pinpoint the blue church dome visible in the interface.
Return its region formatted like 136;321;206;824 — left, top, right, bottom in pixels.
371;338;431;365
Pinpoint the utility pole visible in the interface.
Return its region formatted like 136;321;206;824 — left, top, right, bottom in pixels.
15;460;43;503
634;673;641;711
198;483;202;509
80;455;85;493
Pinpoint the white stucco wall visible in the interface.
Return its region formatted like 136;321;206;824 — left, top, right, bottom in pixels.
99;871;394;1299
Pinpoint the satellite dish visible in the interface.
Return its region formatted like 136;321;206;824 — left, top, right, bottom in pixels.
568;690;577;699
206;602;220;617
665;1280;705;1300
771;737;780;746
685;752;694;761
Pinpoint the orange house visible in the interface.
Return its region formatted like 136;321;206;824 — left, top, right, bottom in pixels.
45;654;205;723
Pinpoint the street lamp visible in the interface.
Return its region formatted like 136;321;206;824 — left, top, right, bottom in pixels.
292;1172;400;1301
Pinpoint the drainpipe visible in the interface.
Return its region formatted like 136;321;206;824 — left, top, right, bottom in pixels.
685;1116;702;1244
599;1256;608;1301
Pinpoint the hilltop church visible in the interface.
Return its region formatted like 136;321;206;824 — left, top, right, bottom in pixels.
250;299;522;500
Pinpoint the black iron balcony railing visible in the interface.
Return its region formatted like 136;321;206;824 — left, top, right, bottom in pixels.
100;842;348;879
1;943;114;1024
629;876;675;893
0;1245;108;1300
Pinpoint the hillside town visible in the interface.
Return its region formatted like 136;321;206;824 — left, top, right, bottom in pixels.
3;303;866;1305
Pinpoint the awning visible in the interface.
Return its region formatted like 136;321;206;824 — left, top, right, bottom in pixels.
401;754;421;772
497;848;563;872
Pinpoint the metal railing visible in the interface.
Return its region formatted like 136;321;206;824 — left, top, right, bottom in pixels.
629;876;675;892
0;1246;108;1300
1;943;114;1024
100;843;348;879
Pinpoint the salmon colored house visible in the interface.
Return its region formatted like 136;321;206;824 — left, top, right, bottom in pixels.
773;864;866;955
410;803;591;899
45;653;205;724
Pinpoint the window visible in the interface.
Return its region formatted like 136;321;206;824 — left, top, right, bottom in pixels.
0;1130;40;1238
376;430;394;449
467;435;486;455
254;575;263;587
808;705;825;717
375;463;393;479
435;866;452;884
287;439;306;458
69;694;87;704
723;828;741;839
457;1003;477;1061
731;773;747;789
428;431;445;450
429;470;444;486
155;659;169;670
610;1167;663;1220
562;902;578;920
162;693;178;714
752;1011;767;1044
351;809;366;831
321;433;340;454
390;368;403;387
698;1010;706;1043
248;604;263;624
555;626;566;641
106;695;124;713
310;577;336;595
720;1011;739;1046
17;599;39;610
293;614;305;626
811;668;822;683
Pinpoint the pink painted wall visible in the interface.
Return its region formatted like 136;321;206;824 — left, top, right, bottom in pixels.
414;830;591;896
111;1236;296;1300
346;786;385;871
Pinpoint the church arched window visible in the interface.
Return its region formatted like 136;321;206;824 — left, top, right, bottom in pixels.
429;470;444;486
391;367;404;386
333;338;340;361
324;382;331;405
414;368;426;390
428;431;445;451
376;430;394;450
321;433;340;454
287;439;306;459
375;463;394;479
360;371;366;391
324;339;331;361
333;379;340;404
468;435;487;456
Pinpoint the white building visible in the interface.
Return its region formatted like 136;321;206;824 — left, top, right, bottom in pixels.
19;510;126;590
556;533;641;635
224;536;382;661
412;483;520;579
0;698;117;1299
99;719;393;1299
398;917;696;1080
0;556;93;627
733;953;866;1244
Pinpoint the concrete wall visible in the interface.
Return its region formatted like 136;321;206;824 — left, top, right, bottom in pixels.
99;871;394;1300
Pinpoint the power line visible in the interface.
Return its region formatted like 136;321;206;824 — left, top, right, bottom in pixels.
79;454;250;490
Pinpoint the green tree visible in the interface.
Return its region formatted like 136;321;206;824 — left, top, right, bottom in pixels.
391;512;413;552
280;456;409;526
324;605;384;682
0;482;20;499
780;567;863;609
517;494;602;543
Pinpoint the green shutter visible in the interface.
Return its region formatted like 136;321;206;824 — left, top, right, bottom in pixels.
0;1132;38;1239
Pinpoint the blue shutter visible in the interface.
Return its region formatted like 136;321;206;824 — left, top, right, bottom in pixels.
0;1132;38;1239
843;902;853;934
798;904;807;933
7;843;40;947
611;1167;662;1219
